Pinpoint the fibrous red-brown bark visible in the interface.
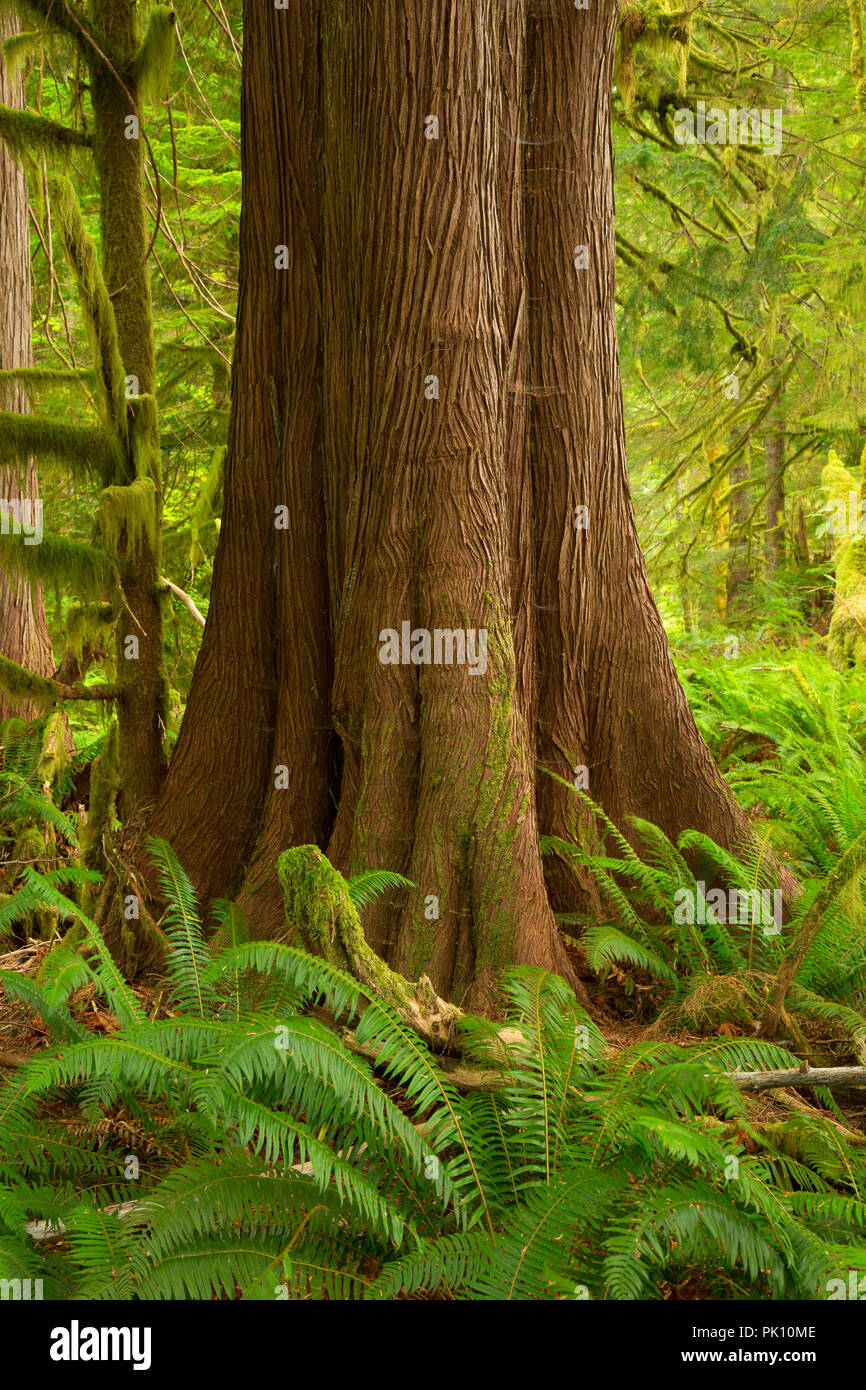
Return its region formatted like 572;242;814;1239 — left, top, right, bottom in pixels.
148;0;332;926
321;0;577;1007
526;0;748;863
0;13;53;720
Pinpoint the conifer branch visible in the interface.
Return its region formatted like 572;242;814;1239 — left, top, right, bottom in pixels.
0;0;91;52
0;654;119;707
159;577;205;627
0;105;91;164
0;411;119;481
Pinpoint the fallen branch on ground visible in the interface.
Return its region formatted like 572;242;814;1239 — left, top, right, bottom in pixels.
724;1065;866;1093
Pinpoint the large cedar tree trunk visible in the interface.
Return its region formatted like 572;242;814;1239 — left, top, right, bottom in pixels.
0;13;53;721
144;0;756;1001
320;0;576;1006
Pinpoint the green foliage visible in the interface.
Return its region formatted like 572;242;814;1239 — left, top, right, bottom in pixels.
346;868;414;911
1;847;865;1302
545;779;866;1051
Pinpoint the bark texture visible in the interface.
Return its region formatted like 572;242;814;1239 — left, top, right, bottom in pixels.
0;12;53;721
726;455;752;615
149;0;333;919
525;0;748;861
764;425;785;575
136;0;770;1005
321;0;576;1006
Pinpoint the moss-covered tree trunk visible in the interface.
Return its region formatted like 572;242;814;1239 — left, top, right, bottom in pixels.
0;9;53;721
764;414;786;576
88;0;167;819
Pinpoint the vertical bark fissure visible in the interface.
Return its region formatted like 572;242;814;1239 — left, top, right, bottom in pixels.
147;0;291;908
527;0;747;860
0;11;53;722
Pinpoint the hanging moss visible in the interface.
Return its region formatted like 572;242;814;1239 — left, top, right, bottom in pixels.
823;449;866;670
98;476;158;557
0;654;58;709
0;104;91;167
0;530;118;602
712;195;748;237
129;394;160;480
49;176;128;446
0;0;86;48
0;411;119;483
617;1;694;114
132;5;176;103
1;27;41;79
64;600;116;660
850;0;866;110
0;365;94;392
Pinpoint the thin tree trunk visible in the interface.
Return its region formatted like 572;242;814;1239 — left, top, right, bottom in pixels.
765;417;785;575
89;0;167;818
0;11;53;721
726;452;752;615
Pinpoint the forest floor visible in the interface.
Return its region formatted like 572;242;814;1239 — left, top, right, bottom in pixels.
5;931;865;1147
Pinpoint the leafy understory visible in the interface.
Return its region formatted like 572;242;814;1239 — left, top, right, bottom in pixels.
1;833;866;1301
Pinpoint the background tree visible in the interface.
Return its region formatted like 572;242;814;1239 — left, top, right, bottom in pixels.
0;7;52;721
